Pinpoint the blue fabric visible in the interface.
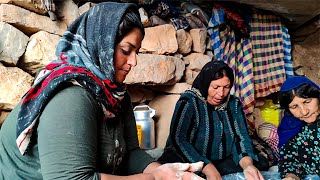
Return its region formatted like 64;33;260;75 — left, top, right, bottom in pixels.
280;76;320;92
277;113;304;148
281;26;294;78
222;171;320;180
278;76;320;148
208;7;224;60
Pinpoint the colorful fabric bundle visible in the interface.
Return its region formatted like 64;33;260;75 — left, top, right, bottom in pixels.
170;17;190;30
214;3;250;40
146;1;179;19
180;2;209;25
257;123;280;160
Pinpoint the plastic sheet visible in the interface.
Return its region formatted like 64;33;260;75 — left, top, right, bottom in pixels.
222;171;320;180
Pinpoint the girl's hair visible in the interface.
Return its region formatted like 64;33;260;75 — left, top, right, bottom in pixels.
116;8;145;44
279;84;320;110
212;67;234;87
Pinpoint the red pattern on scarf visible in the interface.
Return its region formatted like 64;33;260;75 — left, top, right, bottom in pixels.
23;66;119;111
60;52;68;61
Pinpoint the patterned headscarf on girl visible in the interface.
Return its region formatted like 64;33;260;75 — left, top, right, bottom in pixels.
16;2;142;155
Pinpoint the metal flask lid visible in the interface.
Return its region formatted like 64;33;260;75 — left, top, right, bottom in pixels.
133;105;155;120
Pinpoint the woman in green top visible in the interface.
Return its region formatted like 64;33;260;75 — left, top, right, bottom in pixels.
0;2;204;180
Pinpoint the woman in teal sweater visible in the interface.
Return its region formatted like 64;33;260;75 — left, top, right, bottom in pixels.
159;61;267;180
0;2;203;180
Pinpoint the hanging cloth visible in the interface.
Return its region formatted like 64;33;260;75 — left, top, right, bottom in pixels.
250;13;286;98
208;7;225;60
282;26;294;78
208;7;256;130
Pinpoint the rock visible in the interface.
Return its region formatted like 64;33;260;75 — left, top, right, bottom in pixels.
55;0;80;27
176;29;192;55
79;2;95;15
292;19;320;43
0;0;46;14
189;28;207;53
149;15;167;26
292;29;320;85
19;31;61;75
140;24;178;55
183;53;211;71
150;83;191;94
184;68;200;85
183;53;211;84
0;4;67;36
165;57;186;85
0;63;34;110
127;86;155;103
125;54;177;85
0;22;29;66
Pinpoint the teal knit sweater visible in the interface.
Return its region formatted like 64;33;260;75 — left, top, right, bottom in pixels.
164;90;257;165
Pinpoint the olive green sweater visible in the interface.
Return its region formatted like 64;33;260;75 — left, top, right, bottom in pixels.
0;86;154;180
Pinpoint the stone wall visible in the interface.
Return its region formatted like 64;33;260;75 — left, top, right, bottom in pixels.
291;17;320;85
0;0;319;148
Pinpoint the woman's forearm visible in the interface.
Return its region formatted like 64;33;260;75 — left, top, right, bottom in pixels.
240;156;264;180
200;163;222;179
239;156;254;169
202;163;213;174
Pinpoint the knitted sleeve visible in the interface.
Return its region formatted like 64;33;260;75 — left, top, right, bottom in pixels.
230;97;258;164
170;92;211;165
